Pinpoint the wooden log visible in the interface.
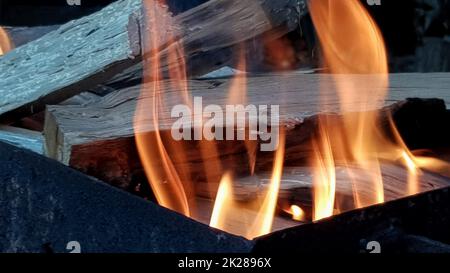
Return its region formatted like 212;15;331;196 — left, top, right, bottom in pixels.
0;0;308;122
43;72;450;194
98;0;309;91
228;164;450;221
0;0;143;123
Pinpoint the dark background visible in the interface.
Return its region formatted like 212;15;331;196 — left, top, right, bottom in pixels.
0;0;449;72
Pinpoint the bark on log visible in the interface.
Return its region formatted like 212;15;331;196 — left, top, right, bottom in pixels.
0;0;308;122
43;72;450;195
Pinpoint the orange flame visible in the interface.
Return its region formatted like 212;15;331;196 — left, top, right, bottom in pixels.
309;0;450;219
312;123;336;221
0;27;13;56
227;45;258;175
210;134;285;239
309;0;388;219
134;0;191;216
386;116;450;194
284;205;306;222
208;44;285;238
135;0;285;239
209;172;234;229
135;0;448;237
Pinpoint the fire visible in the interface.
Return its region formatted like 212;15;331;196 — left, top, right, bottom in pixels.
285;205;306;222
398;149;450;195
210;134;285;239
135;0;449;238
387;117;450;194
135;0;285;239
227;45;258;175
411;155;450;177
402;151;420;195
309;0;389;219
209;173;234;229
0;27;13;56
207;42;286;238
309;0;450;220
312;123;336;220
134;0;192;216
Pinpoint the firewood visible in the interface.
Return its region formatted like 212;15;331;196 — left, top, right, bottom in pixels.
228;164;450;217
43;72;450;195
0;0;308;122
189;162;450;230
0;0;143;123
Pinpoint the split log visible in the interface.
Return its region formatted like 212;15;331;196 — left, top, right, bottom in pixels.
221;164;450;222
43;72;450;195
0;0;308;122
0;0;143;123
193;162;450;228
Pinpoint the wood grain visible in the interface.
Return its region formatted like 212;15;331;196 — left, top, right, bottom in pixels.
43;72;450;194
193;164;450;224
0;0;142;122
0;0;308;122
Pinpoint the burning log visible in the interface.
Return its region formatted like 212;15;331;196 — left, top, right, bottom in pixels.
192;161;450;229
0;0;308;123
225;164;450;223
42;72;450;197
